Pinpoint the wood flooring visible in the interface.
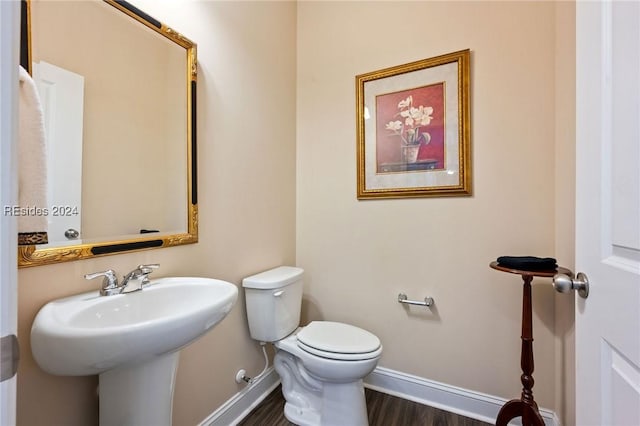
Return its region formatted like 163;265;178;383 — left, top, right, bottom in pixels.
238;385;492;426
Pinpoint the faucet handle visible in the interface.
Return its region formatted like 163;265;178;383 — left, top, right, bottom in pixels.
137;264;159;286
84;270;120;296
138;264;159;274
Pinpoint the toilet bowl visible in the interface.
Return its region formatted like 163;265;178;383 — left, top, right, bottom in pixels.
243;267;382;426
281;322;382;381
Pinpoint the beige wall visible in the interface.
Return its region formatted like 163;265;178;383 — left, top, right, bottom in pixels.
17;1;297;425
296;0;570;415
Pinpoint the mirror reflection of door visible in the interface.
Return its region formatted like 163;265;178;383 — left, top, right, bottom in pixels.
29;0;188;247
33;61;84;242
18;0;198;267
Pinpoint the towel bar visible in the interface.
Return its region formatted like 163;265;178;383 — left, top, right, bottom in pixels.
397;293;434;307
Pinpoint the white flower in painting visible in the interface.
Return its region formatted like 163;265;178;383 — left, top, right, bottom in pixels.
404;116;414;127
397;96;412;109
418;106;434;126
385;95;434;145
385;120;403;131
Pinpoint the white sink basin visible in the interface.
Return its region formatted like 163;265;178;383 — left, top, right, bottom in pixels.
31;276;238;426
31;277;238;376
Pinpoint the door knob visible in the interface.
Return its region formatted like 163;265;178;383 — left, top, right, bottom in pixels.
64;228;79;239
553;272;589;299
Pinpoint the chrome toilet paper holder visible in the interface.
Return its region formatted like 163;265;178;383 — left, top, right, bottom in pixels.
397;293;434;307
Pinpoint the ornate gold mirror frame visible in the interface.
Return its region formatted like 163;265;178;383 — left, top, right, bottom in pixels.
18;0;198;267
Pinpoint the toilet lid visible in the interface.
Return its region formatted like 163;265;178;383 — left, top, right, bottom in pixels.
297;340;382;361
297;321;381;355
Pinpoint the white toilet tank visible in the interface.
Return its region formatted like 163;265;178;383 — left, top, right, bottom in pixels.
242;266;304;342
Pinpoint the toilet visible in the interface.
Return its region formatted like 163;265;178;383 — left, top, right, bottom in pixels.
243;266;382;426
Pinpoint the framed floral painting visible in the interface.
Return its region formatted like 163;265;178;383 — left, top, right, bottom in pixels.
356;49;471;199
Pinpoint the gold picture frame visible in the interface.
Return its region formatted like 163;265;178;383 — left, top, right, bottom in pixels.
356;49;471;199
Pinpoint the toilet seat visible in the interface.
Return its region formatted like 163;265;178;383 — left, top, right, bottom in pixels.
296;321;382;361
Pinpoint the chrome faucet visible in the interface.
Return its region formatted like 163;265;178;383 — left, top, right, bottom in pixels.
120;264;160;292
84;264;159;296
84;269;121;296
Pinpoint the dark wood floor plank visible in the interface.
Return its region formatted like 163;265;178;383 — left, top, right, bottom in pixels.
238;385;293;426
238;385;492;426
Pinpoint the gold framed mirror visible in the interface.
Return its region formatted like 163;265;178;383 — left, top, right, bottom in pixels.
18;0;198;267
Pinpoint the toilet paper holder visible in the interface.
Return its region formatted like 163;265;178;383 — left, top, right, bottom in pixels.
397;293;434;307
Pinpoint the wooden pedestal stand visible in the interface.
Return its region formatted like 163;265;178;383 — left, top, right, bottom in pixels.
490;261;572;426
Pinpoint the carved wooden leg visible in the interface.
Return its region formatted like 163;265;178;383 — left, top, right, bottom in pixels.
496;399;524;426
496;275;545;426
522;403;545;426
519;274;544;426
520;275;536;406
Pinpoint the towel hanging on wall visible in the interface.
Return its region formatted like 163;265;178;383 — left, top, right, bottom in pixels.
18;65;48;245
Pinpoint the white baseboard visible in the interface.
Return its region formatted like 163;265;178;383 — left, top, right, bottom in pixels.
198;367;280;426
364;366;560;426
198;365;560;426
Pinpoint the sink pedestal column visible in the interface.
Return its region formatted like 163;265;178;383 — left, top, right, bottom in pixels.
99;352;180;426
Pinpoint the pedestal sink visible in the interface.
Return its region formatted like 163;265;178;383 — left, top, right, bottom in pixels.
31;277;238;426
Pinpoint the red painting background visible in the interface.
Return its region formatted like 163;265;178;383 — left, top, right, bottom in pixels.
375;83;445;171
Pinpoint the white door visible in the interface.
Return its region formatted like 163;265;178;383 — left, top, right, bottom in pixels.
33;61;84;243
0;1;20;425
574;1;640;425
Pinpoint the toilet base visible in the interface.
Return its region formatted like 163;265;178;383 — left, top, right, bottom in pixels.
275;350;369;426
283;401;321;426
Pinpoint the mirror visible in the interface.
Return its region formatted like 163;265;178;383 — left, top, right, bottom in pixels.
18;0;198;267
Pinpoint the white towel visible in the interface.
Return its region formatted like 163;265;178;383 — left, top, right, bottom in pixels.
18;65;48;245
